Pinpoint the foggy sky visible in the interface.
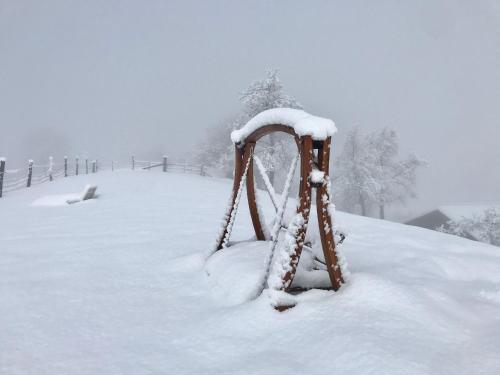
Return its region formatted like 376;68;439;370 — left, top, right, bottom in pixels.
0;0;499;218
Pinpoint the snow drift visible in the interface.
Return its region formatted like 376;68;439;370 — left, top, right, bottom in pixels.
0;170;499;375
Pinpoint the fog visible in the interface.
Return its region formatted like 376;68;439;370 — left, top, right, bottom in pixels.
0;0;498;218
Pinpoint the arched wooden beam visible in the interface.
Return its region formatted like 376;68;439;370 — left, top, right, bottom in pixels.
235;124;300;147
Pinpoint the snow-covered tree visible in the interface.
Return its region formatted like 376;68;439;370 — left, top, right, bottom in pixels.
195;69;302;186
333;128;377;216
239;69;302;117
366;128;425;219
240;70;302;187
333;127;424;218
440;207;500;246
194;115;243;178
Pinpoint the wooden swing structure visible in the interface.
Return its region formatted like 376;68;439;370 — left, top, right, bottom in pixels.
211;109;345;309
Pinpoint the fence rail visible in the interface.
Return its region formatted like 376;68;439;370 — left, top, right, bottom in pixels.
0;154;207;198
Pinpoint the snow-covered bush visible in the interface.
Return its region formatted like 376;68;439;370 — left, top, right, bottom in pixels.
439;207;500;246
194;115;243;178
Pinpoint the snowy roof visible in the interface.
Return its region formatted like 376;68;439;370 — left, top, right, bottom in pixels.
231;108;337;144
438;204;500;222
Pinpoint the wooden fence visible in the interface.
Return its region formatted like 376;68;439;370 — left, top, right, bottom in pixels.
131;155;206;176
0;155;206;198
0;157;103;198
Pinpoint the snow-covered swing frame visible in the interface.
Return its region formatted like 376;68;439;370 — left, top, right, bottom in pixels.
212;109;345;310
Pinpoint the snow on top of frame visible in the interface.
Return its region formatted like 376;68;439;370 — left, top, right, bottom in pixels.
231;108;337;144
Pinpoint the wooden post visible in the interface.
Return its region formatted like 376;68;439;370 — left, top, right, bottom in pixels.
92;160;96;173
64;156;68;177
27;160;33;187
0;158;5;198
315;138;343;290
132;155;135;170
75;157;79;176
48;156;53;181
95;160;98;172
86;159;89;174
163;156;167;172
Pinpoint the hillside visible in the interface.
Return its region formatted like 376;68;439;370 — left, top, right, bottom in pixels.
1;170;499;375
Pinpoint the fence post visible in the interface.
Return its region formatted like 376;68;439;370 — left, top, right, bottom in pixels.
184;160;187;173
86;159;89;174
200;164;205;176
163;155;168;172
95;160;98;173
75;157;79;176
132;155;135;170
0;158;5;198
64;156;68;177
27;160;33;187
48;156;53;181
92;160;96;173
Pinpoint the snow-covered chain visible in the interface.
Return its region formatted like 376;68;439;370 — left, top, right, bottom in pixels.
254;153;299;298
208;151;254;257
324;176;350;280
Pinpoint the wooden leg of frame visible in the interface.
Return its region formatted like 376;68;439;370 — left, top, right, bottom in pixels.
316;138;343;290
246;143;267;241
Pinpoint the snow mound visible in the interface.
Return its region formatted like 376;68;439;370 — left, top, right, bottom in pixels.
205;241;268;305
205;240;333;306
32;193;83;206
231;108;337;143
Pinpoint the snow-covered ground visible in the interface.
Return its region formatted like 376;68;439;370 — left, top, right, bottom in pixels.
1;170;499;375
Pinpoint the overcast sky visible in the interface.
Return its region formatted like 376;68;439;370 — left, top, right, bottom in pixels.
0;0;498;217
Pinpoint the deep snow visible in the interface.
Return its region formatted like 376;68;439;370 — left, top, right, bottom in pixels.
1;170;499;375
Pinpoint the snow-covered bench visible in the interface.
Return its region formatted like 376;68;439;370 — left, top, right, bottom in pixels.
67;185;98;204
